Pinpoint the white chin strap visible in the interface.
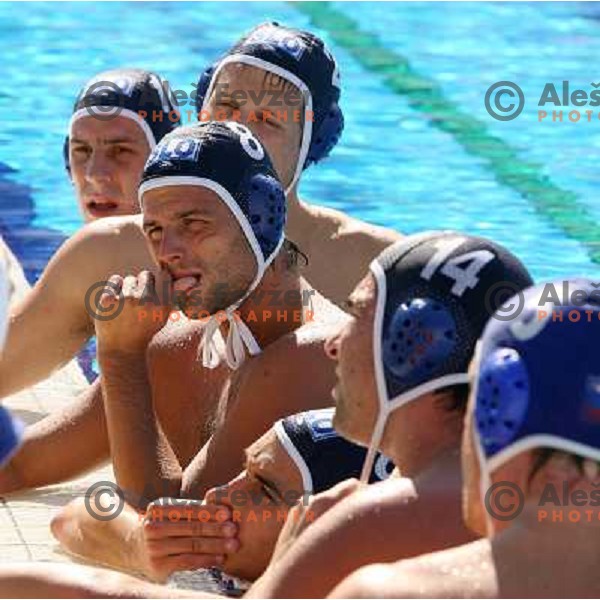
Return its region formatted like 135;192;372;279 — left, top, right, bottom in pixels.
360;410;389;483
197;231;282;371
200;311;262;370
196;227;283;371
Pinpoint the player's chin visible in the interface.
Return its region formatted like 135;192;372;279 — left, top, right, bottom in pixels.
334;400;370;449
174;298;208;321
332;398;354;440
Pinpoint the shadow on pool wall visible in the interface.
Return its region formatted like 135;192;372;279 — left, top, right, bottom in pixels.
0;160;97;382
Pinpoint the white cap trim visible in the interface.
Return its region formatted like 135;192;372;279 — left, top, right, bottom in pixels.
274;419;313;495
69;107;157;150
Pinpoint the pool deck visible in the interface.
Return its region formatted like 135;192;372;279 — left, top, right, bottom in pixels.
0;236;115;566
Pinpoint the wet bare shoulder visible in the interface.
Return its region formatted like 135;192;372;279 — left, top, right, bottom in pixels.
315;204;401;247
296;204;402;306
294;286;350;344
334;539;496;599
394;539;496;598
237;318;337;413
339;212;402;245
79;214;144;242
254;323;334;379
66;214;155;277
84;215;152;261
348;476;419;512
312;478;421;546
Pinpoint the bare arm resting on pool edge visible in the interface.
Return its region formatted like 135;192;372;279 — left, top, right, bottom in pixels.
0;380;109;494
0;216;155;398
50;331;337;582
51;498;236;583
0;563;209;599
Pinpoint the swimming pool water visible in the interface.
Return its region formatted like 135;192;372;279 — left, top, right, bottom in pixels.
0;1;598;287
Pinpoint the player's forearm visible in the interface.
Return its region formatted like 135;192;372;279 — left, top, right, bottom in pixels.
0;563;206;599
0;384;109;493
0;443;97;495
0;311;89;398
99;350;182;506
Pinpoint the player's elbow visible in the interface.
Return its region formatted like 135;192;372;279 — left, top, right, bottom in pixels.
50;498;87;554
180;470;202;500
49;507;71;545
50;497;118;562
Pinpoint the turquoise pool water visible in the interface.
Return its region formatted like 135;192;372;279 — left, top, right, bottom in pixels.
0;1;598;286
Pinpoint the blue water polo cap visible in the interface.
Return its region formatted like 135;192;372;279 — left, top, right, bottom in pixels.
474;278;600;473
274;408;394;494
359;231;533;481
196;22;343;191
0;406;23;467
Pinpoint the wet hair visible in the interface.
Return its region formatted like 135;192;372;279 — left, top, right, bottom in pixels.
282;238;308;270
212;66;302;113
528;448;600;486
434;383;470;414
261;70;298;96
